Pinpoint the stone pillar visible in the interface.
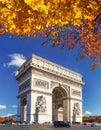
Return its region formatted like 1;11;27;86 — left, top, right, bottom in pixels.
26;92;35;124
63;99;69;121
53;101;58;121
67;98;69;122
80;102;83;123
26;93;31;123
26;69;35;124
52;102;55;121
17;98;21;122
48;94;52;123
23;104;27;121
69;98;72;123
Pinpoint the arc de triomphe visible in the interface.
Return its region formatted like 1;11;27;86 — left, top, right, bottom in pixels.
16;54;84;124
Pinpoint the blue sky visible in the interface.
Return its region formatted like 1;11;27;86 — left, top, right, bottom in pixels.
0;33;101;117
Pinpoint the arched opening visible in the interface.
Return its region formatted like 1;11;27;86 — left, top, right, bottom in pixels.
52;86;68;122
21;98;27;122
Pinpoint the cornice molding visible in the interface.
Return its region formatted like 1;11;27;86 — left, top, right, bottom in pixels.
16;54;84;86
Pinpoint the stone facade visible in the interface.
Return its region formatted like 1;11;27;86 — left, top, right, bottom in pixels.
16;54;84;124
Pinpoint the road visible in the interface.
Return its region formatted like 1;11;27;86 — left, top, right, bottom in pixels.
0;125;101;130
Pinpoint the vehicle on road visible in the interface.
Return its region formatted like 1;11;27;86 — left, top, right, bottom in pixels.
91;122;101;127
53;121;70;127
5;121;12;125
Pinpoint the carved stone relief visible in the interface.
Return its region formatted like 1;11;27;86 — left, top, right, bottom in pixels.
35;96;47;112
34;78;49;90
73;103;80;116
72;89;81;97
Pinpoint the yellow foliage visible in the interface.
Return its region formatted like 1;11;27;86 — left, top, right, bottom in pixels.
0;0;100;36
0;0;101;69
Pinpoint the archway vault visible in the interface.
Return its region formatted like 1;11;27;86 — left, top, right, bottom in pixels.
52;85;69;121
52;86;67;99
51;83;70;98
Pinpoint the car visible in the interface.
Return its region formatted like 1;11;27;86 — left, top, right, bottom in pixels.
91;122;101;127
53;121;70;127
5;121;12;125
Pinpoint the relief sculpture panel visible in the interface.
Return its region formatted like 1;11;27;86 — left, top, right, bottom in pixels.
73;103;80;116
34;78;49;90
35;96;47;113
72;89;81;97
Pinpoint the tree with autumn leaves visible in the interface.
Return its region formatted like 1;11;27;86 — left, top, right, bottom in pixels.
0;0;101;70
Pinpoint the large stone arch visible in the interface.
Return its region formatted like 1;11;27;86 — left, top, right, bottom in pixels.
16;54;83;124
52;85;70;122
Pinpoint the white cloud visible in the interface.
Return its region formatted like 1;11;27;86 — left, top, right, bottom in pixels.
6;53;26;67
0;105;6;110
1;113;14;117
11;105;17;108
84;111;93;116
13;70;19;76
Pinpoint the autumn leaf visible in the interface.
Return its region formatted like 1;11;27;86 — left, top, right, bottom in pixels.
0;0;101;69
